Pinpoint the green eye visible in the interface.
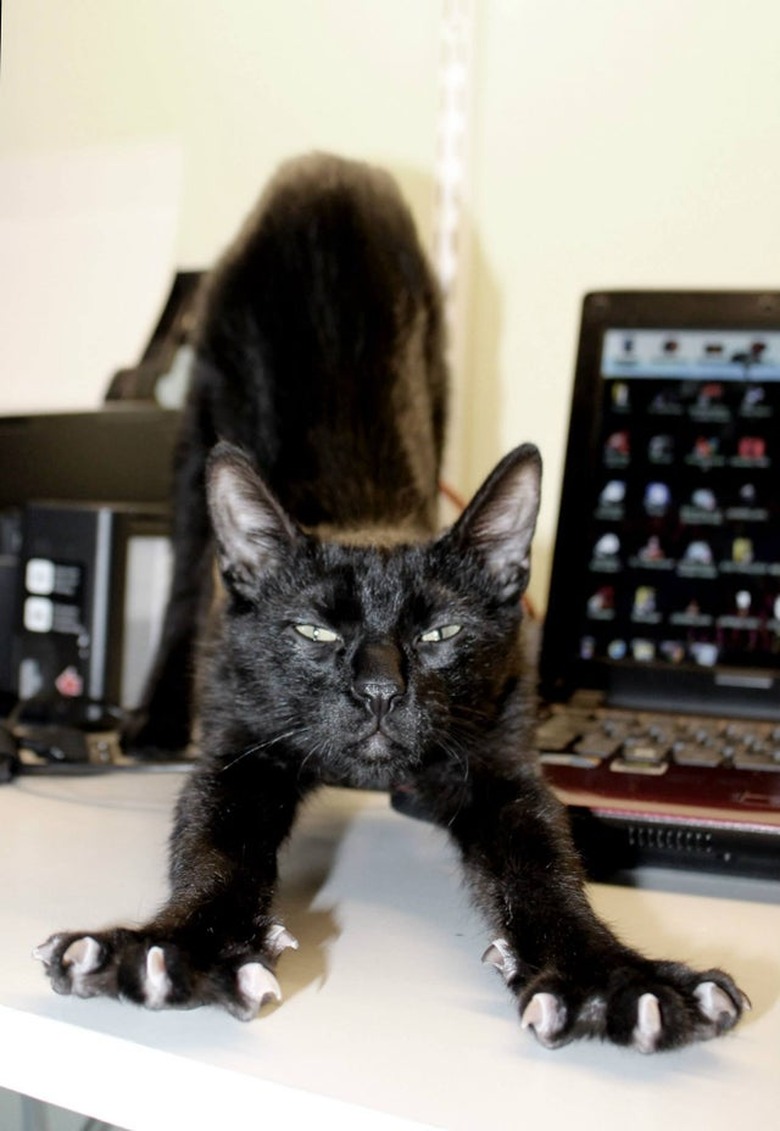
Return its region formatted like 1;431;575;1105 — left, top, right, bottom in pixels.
294;624;340;643
420;624;462;644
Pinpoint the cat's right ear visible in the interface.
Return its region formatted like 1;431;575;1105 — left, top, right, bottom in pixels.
206;441;300;595
442;443;542;603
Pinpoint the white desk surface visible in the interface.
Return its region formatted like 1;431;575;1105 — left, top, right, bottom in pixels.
1;772;778;1131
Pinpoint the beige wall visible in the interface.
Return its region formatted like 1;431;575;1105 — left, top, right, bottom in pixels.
2;1;780;609
0;0;441;260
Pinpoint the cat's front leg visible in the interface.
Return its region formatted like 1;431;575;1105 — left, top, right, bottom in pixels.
416;764;748;1052
35;756;312;1019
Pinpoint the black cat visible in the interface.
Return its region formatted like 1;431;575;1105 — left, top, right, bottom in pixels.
35;154;747;1051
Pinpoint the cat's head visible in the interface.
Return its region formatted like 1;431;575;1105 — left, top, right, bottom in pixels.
204;441;541;788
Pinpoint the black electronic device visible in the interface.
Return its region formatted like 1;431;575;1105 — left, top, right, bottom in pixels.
13;500;171;713
538;291;780;878
0;409;179;708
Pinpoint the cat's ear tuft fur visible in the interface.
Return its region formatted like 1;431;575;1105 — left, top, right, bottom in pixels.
206;441;300;594
448;444;542;602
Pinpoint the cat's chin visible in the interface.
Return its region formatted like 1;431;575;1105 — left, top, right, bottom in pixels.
334;731;416;790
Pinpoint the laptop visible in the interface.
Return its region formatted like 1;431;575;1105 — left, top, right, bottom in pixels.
538;291;780;880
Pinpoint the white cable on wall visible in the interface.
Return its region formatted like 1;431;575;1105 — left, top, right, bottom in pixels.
433;0;476;489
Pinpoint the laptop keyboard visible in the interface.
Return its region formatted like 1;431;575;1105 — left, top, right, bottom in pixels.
537;704;780;776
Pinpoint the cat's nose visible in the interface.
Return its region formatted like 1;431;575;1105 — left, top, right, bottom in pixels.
352;642;406;719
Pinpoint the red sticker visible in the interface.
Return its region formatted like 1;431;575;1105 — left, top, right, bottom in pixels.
55;666;84;698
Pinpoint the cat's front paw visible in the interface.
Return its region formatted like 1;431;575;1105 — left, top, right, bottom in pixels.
33;922;298;1020
483;939;749;1052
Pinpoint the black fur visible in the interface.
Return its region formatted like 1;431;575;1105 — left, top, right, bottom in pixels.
124;153;447;753
37;154;747;1050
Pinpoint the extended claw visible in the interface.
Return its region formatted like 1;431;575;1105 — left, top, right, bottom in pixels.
481;938;519;984
521;992;567;1047
62;936;103;975
144;946;172;1009
266;923;299;957
633;992;662;1053
694;981;740;1029
32;936;60;966
235;962;282;1021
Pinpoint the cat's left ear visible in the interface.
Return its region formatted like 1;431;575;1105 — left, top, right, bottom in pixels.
206;441;301;595
443;443;542;602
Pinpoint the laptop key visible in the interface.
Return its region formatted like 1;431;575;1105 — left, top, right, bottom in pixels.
609;757;669;776
539;752;602;769
622;737;669;764
536;719;581;752
573;732;623;760
724;721;770;741
732;750;780;772
672;743;724;768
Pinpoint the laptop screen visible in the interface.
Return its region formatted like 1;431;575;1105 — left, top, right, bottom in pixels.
540;293;780;720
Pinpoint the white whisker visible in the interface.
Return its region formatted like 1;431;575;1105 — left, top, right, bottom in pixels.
219;726;305;772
